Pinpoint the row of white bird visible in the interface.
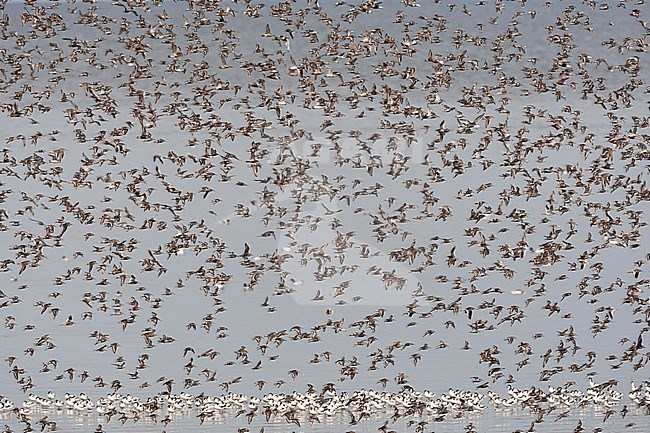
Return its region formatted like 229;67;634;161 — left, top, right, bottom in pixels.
487;385;624;409
2;381;648;423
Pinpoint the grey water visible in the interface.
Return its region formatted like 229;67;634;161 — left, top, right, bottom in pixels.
0;0;648;432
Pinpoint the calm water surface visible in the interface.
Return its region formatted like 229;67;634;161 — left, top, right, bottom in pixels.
0;0;648;432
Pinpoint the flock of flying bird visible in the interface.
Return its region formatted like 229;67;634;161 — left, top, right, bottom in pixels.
0;0;648;432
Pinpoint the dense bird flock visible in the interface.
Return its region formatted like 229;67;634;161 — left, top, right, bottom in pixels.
0;0;648;432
